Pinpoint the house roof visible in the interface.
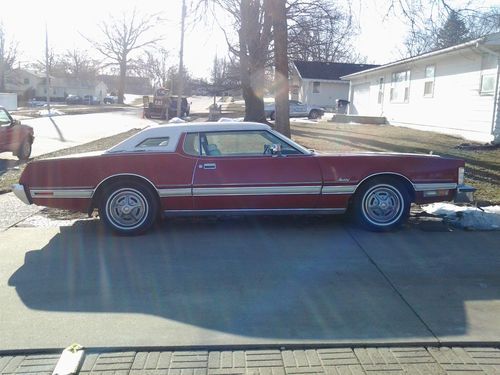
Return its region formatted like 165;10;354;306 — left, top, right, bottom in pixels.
293;61;380;81
342;32;500;79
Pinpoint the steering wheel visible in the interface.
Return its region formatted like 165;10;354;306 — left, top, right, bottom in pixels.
263;144;271;155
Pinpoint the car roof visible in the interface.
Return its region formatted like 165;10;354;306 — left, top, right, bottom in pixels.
106;122;272;153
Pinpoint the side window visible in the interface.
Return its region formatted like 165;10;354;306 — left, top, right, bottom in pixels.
200;131;301;156
0;109;12;126
136;137;170;148
313;81;320;93
424;65;435;97
183;133;200;156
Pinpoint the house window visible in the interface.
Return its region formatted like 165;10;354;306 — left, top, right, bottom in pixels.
378;77;384;104
24;78;29;85
53;88;57;95
424;65;435;97
312;81;320;93
480;53;497;96
480;74;496;94
390;70;411;103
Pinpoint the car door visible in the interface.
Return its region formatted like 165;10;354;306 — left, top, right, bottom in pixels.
290;101;308;117
191;130;323;210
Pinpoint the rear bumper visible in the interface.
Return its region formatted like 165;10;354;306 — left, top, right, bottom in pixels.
12;184;31;205
455;184;476;203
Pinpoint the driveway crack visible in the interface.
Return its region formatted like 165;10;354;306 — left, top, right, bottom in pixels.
345;226;441;344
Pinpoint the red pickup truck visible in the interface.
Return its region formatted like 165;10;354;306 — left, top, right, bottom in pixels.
0;107;34;160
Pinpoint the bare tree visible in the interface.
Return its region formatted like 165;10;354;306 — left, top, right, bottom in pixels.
135;48;171;88
84;9;164;103
62;49;100;82
269;0;290;137
287;0;360;63
0;23;18;91
392;1;500;57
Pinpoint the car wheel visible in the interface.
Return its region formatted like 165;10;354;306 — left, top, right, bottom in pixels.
16;139;32;161
99;181;158;235
270;112;275;121
352;178;410;231
308;110;320;119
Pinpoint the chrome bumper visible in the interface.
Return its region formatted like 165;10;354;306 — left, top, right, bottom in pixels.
455;184;476;203
12;184;31;205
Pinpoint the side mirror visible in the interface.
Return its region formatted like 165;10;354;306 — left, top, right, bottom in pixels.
270;143;282;156
12;119;21;126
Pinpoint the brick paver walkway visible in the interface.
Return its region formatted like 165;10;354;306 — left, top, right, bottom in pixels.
1;347;499;375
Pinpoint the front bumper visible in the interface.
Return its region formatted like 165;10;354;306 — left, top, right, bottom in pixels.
12;184;31;205
455;184;476;203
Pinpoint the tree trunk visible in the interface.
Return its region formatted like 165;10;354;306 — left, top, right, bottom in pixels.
118;60;126;104
271;0;290;137
239;0;267;123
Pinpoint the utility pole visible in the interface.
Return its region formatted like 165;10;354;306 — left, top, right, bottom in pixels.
45;24;65;141
45;24;51;116
176;0;186;118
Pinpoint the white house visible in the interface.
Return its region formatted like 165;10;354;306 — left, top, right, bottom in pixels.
342;33;500;144
291;61;379;109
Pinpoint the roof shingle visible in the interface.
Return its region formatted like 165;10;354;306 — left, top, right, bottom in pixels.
293;61;380;81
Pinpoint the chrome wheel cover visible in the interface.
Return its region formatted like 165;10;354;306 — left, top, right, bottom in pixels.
362;184;404;226
105;188;149;230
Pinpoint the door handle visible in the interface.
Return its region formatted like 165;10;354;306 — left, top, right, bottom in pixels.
202;163;217;170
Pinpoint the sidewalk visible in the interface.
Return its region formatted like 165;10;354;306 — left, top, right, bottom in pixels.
1;346;499;374
0;193;41;231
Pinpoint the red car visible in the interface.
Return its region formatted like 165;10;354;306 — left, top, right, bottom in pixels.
13;122;473;235
0;107;34;160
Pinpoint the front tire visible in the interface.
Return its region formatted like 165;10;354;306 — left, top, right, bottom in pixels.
99;181;158;235
352;178;411;231
308;110;321;119
16;139;32;161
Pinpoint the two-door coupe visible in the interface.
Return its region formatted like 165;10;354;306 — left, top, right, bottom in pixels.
13;122;473;235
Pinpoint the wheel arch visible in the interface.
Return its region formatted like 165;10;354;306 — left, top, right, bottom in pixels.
351;172;416;203
89;173;160;213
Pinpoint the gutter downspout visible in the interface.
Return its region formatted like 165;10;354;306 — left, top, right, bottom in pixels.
477;44;500;144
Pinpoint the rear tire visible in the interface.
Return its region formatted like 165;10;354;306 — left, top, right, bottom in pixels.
352;177;410;231
99;181;158;235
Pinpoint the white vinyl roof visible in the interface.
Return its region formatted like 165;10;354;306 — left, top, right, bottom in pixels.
106;122;273;153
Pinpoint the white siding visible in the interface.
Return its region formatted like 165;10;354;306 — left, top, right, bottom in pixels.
300;79;350;109
348;47;499;142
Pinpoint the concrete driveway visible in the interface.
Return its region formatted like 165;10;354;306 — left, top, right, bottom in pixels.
0;216;499;350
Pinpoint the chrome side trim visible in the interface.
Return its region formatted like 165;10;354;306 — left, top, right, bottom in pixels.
192;185;321;196
164;208;346;217
413;183;457;191
30;189;93;199
158;188;192;197
12;184;30;205
321;185;357;195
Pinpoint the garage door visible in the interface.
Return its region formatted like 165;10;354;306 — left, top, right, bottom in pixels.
350;83;370;115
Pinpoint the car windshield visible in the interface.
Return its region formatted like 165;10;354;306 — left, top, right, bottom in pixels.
1;0;500;368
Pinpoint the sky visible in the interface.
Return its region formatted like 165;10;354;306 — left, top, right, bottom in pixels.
1;0;499;79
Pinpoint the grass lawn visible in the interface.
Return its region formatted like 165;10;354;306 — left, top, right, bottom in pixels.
1;122;498;204
292;122;499;204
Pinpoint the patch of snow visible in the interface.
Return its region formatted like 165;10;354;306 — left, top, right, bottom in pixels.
422;203;500;231
38;109;65;116
218;117;243;122
168;117;186;123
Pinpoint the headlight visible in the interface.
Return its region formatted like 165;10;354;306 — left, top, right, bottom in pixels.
458;167;465;185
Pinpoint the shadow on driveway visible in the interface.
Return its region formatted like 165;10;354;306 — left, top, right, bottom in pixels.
7;216;500;344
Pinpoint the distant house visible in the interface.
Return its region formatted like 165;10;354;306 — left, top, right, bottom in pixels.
5;69;108;102
291;61;380;109
342;32;500;143
98;75;152;95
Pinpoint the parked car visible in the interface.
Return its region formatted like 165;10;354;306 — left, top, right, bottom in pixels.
0;107;34;160
265;100;325;120
103;95;118;104
13;122;473;235
168;96;190;118
65;95;83;105
82;95;100;105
